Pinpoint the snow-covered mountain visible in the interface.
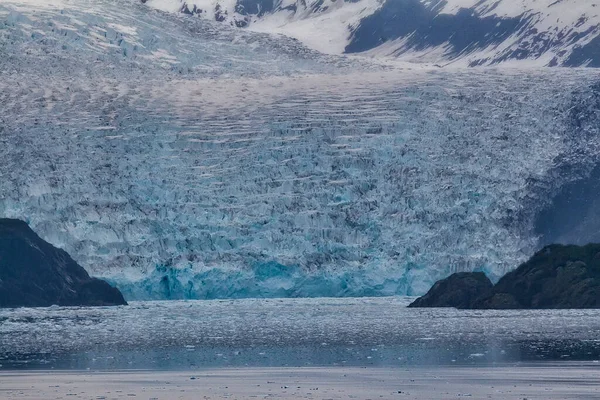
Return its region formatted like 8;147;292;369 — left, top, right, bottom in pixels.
145;0;600;66
144;0;384;54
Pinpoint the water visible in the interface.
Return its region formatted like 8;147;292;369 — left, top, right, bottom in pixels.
1;298;599;370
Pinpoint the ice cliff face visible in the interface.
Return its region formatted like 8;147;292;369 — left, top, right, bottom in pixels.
2;0;600;300
146;0;600;66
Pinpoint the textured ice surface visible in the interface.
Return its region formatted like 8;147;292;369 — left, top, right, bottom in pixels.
2;0;600;299
0;0;361;78
1;298;600;369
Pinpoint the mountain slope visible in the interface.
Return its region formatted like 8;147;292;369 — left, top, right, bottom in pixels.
145;0;383;54
145;0;600;66
0;219;126;307
349;0;600;67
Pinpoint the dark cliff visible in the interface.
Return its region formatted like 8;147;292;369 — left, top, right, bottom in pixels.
409;244;600;309
0;219;126;308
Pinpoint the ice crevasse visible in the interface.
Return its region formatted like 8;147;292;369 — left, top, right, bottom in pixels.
1;0;600;300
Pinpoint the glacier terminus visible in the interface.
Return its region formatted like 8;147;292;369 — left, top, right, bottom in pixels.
2;0;600;300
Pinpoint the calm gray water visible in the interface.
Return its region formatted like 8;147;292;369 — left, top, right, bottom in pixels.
1;297;600;370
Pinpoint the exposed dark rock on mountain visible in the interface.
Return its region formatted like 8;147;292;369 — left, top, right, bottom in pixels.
407;272;493;308
0;219;127;308
409;244;600;309
345;0;525;58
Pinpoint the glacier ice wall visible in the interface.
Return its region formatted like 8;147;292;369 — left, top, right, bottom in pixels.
534;83;600;246
2;0;600;300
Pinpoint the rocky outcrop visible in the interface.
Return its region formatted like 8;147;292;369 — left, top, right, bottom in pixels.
0;219;127;308
409;244;600;309
407;272;493;308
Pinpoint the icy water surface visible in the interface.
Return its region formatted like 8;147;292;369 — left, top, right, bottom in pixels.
1;298;600;370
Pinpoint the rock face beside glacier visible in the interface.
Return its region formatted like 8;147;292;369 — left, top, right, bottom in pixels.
410;244;600;309
2;0;600;300
0;219;126;308
407;272;493;309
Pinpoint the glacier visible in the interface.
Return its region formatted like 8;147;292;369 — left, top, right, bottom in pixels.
2;0;600;300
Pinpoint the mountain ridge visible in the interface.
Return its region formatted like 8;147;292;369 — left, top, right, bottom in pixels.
144;0;600;66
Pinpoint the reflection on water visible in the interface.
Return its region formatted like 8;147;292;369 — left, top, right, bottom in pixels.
1;298;599;370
